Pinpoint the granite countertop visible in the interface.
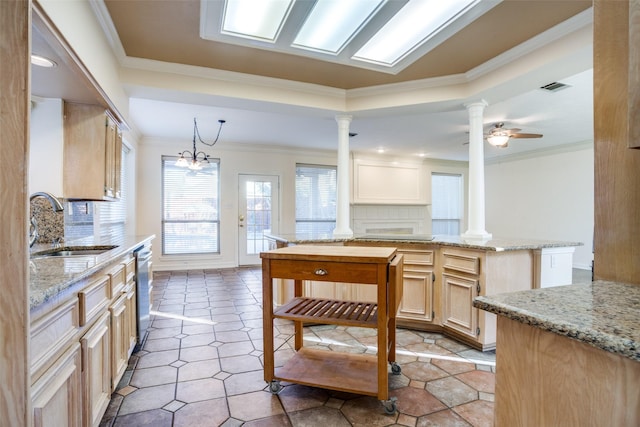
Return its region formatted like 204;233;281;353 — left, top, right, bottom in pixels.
265;232;582;251
474;281;640;362
29;235;155;312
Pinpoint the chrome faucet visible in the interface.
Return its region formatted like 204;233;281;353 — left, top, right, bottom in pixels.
29;192;64;247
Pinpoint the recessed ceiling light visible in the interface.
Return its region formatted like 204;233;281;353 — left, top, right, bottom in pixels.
31;54;57;68
377;147;385;154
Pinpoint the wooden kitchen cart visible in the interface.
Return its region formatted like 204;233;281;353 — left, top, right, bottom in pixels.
261;245;404;413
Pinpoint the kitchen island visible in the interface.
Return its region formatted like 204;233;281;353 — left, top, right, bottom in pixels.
474;281;640;426
264;233;582;350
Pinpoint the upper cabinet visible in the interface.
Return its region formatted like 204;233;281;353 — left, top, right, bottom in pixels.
63;102;122;200
30;99;122;201
351;157;428;205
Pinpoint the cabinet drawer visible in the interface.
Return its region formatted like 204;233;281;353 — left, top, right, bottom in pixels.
399;249;434;270
443;251;481;275
107;263;126;299
78;275;110;327
269;259;380;284
31;297;80;379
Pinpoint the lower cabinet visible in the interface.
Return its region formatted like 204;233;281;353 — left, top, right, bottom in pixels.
125;283;137;357
31;342;82;427
397;248;435;324
31;244;153;427
80;312;111;427
442;273;479;339
110;293;128;391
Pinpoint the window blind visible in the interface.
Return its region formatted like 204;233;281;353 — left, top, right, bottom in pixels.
431;173;463;235
162;156;220;255
295;164;336;234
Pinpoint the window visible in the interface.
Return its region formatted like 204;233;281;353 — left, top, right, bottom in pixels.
295;164;336;234
64;145;129;244
99;144;129;243
162;156;220;255
431;173;463;235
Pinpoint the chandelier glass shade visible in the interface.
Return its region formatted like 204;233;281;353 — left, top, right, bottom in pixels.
176;118;225;170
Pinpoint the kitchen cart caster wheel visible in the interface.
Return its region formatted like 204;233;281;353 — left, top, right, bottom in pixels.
382;397;398;415
390;362;402;375
268;380;283;394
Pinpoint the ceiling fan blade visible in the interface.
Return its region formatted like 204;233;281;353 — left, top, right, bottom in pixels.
510;132;543;138
505;128;521;134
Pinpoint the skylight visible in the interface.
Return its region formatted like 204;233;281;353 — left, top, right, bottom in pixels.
353;0;478;66
201;0;496;74
222;0;293;42
293;0;386;54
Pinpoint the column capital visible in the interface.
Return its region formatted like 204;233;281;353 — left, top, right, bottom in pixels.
335;114;353;124
463;99;488;110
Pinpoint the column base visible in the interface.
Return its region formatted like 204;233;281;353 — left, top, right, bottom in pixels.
461;231;493;241
332;229;353;238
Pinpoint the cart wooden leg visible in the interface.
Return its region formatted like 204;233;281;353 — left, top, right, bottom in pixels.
377;264;388;401
262;260;275;382
294;279;304;350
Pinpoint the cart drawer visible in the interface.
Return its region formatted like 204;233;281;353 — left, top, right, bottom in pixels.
268;259;381;284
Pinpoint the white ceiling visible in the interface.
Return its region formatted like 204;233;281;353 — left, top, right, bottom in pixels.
32;1;595;162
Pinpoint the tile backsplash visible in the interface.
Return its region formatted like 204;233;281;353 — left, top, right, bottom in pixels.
30;198;64;244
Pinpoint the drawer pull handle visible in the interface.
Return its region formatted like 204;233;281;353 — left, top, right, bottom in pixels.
314;269;328;276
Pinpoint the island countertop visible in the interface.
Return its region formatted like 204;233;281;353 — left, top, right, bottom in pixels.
474;281;640;362
265;232;582;251
29;234;155;312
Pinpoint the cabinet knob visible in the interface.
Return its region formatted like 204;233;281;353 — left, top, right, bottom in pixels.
314;269;328;276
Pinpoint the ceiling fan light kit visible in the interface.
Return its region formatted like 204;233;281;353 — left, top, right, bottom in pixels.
487;133;510;147
486;122;543;148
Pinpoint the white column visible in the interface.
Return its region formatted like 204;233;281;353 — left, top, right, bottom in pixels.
333;115;353;238
462;100;492;240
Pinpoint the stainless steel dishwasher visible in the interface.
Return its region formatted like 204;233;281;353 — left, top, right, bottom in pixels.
133;244;152;350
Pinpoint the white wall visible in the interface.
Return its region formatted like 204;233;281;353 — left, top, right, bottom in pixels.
485;142;594;269
137;139;337;271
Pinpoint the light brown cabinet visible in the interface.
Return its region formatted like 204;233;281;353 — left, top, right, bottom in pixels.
30;249;146;427
397;248;435;324
441;249;481;341
31;342;82;427
80;312;111;427
63;101;122;201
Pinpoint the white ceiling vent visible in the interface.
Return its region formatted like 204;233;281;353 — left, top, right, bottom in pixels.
540;81;571;92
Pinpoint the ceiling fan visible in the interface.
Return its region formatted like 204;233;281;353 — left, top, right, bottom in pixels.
485;123;543;148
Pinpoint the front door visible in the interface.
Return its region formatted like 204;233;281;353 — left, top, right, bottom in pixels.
238;174;279;265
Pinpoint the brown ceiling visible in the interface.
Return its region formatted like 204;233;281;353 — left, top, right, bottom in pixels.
104;0;591;90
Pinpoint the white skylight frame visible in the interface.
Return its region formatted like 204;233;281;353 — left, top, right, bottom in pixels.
292;0;386;55
221;0;294;42
353;0;479;67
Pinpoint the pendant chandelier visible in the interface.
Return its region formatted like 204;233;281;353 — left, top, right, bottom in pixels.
176;118;226;170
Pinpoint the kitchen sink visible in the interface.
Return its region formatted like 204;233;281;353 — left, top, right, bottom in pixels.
31;245;119;258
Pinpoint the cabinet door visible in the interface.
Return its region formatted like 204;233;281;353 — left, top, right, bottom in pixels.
125;285;137;356
81;312;111;427
397;249;434;322
110;294;127;391
31;343;82;427
442;273;478;339
103;114;122;199
398;269;434;321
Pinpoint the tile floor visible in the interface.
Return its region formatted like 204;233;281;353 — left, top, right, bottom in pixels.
100;267;497;427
